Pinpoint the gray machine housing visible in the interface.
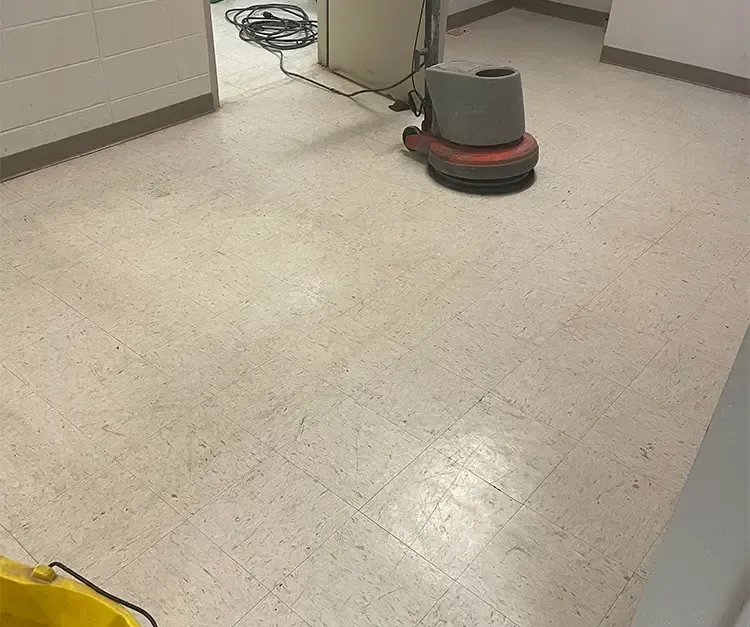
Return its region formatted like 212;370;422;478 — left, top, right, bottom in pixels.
425;62;526;147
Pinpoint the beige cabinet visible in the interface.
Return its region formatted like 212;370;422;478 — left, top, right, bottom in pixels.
318;0;445;101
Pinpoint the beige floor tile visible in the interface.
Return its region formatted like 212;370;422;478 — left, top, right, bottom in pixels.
584;198;686;242
456;397;576;501
15;466;181;581
363;449;461;543
191;452;353;588
207;355;346;448
432;396;524;465
235;595;309;627
468;277;581;345
420;584;517;627
598;575;646;627
326;178;435;230
346;278;464;349
0;526;34;563
630;337;731;426
93;284;212;355
0;260;26;294
145;317;275;397
174;197;281;250
40;253;162;320
553;221;652;276
542;311;666;386
527;445;678;572
581;391;705;492
92;362;206;455
0;366;30;405
659;210;749;270
589;274;708;338
444;224;549;280
283;315;406;395
6;320;204;456
694;193;750;229
165;250;279;314
624;243;728;296
3;319;147;405
0;393;106;529
460;507;628;627
224;282;338;351
280;398;423;507
120;404;269;517
3;161;108;210
617;169;712;213
0;183;24;210
494;348;623;439
2;11;747;626
497;178;616;244
121;175;224;220
275;513;451;627
285;254;393;309
352;227;435;277
513;246;618;307
113;224;218;280
564;139;667;193
0;273;82;360
363;448;519;577
357;352;484;443
416;312;536;389
403;257;499;308
678;258;749;364
73;197;165;247
108;523;266;627
1;225;104;280
636;530;665;580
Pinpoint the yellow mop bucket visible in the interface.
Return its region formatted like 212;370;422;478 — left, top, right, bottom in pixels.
0;556;144;626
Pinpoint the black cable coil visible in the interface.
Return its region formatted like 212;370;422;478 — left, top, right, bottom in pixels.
224;2;426;105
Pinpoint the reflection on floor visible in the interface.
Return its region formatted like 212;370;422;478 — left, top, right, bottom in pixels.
1;8;748;627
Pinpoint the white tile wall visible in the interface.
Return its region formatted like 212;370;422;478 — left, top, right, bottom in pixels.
0;0;214;158
0;0;92;28
110;74;211;122
103;41;180;100
0;104;113;156
0;61;108;131
175;33;211;80
169;0;207;38
95;0;173;57
1;13;100;80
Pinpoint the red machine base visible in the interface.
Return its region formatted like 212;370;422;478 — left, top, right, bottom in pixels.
402;127;539;193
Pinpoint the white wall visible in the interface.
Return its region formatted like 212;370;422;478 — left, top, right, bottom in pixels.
0;0;215;158
605;0;750;78
448;0;612;15
448;0;496;13
551;0;611;12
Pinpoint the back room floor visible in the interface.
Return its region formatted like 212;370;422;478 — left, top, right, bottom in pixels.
0;8;748;627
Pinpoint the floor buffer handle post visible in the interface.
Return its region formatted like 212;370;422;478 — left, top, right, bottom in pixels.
422;0;442;133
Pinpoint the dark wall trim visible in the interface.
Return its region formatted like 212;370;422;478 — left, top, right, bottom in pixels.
447;0;512;30
1;93;215;182
515;0;608;27
601;46;750;96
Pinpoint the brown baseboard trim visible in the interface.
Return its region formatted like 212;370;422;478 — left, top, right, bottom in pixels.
516;0;608;26
1;93;216;182
447;0;513;30
601;46;750;96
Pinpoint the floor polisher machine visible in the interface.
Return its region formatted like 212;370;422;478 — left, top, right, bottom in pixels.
402;0;539;192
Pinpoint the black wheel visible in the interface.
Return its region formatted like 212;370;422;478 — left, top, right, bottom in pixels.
402;126;421;150
427;164;536;194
